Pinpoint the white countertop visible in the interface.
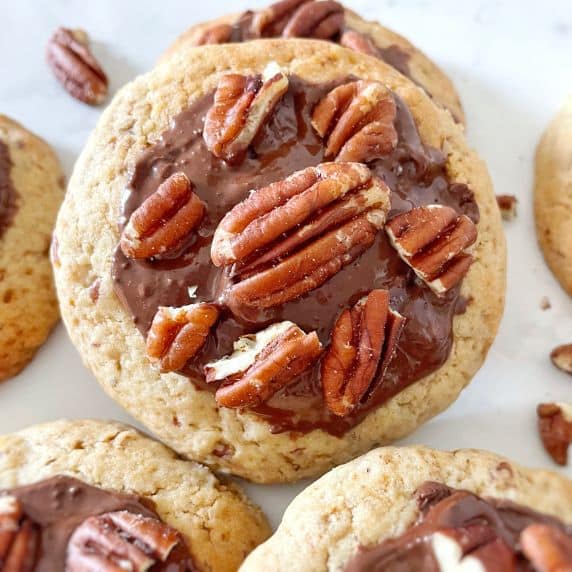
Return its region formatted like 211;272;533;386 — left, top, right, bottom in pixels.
1;0;571;529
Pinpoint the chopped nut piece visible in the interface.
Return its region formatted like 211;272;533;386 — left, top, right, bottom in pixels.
340;29;381;58
0;495;38;570
194;23;234;45
537;403;572;465
120;172;205;260
46;27;108;105
386;205;478;295
540;296;552;311
146;303;219;372
321;290;405;416
311;80;398;162
521;524;572;572
203;68;289;163
496;194;518;220
66;510;184;571
206;322;322;408
551;344;572;375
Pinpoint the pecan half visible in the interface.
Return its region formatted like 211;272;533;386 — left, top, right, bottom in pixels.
251;0;344;39
311;80;398;162
521;524;572;572
551;344;572;375
0;495;38;571
66;510;184;571
46;27;108;105
339;29;381;58
194;23;234;45
496;194;518;221
146;303;219;372
205;321;322;408
537;403;572;466
321;289;405;416
120;172;205;260
432;527;515;572
385;205;478;295
203;67;289;163
211;162;390;267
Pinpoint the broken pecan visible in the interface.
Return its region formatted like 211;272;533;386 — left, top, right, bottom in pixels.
551;344;572;375
385;205;477;295
496;194;518;221
521;524;572;572
146;303;219;372
46;27;108;105
203;67;289;163
0;495;38;570
321;289;405;416
340;29;381;58
311;80;398;162
194;23;234;45
206;321;322;408
211;162;390;267
66;510;184;571
120;172;205;260
251;0;344;39
537;403;572;466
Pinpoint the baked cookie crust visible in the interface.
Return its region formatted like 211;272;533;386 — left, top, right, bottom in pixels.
0;419;270;572
53;40;505;483
0;115;64;381
240;446;572;571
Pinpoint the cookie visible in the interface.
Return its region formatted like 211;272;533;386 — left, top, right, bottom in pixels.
162;1;465;123
53;40;505;483
535;95;572;297
241;446;572;571
0;419;270;571
0;115;64;381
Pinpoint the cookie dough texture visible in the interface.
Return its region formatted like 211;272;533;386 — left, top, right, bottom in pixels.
0;419;270;572
163;9;465;124
241;446;572;572
0;115;64;381
54;41;505;483
535;96;572;296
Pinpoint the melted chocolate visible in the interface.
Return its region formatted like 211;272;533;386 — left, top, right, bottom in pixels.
112;76;478;435
3;475;196;571
0;141;18;239
345;482;572;571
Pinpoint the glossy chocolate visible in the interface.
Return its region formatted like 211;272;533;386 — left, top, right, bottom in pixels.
2;475;195;571
112;76;478;435
345;482;572;571
0;141;18;239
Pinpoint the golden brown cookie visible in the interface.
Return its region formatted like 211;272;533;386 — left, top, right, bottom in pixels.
0;419;270;572
241;446;572;571
162;2;464;123
0;115;64;380
535;96;572;296
53;40;505;483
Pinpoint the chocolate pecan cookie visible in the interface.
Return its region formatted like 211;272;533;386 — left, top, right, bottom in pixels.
535;95;572;297
163;1;465;123
241;446;572;571
0;115;64;381
0;419;269;572
53;40;505;483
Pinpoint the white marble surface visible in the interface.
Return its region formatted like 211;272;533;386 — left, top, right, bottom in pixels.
1;0;571;530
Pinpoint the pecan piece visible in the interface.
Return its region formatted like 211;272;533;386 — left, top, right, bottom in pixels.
120;172;205;260
66;510;184;571
386;205;478;295
496;194;518;221
211;162;390;267
551;344;572;375
311;80;398;162
521;524;572;572
194;23;234;45
46;27;108;105
206;321;322;408
0;495;38;571
537;403;572;465
203;66;289;163
146;303;219;372
321;289;405;416
340;29;381;58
